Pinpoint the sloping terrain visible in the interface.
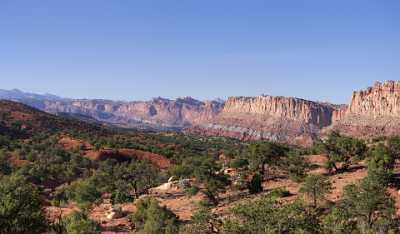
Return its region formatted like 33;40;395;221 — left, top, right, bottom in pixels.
0;100;105;138
0;89;224;130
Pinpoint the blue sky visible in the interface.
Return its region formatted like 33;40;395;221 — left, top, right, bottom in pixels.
0;0;399;104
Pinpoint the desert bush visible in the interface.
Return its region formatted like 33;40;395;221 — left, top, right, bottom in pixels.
130;197;179;234
0;175;48;234
300;175;331;208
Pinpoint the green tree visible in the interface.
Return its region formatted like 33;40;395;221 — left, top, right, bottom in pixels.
65;212;100;234
322;206;355;234
180;207;213;234
248;173;263;194
67;178;101;209
341;177;396;232
321;132;367;173
286;151;308;182
300;175;331;208
0;175;48;234
223;194;319;234
93;160;159;199
52;211;100;234
0;150;12;176
193;157;230;205
130;197;179;234
247;142;284;177
368;143;395;185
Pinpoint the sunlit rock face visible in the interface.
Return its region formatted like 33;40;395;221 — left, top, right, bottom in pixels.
4;80;400;145
189;95;336;146
0;89;224;130
30;97;224;130
331;81;400;138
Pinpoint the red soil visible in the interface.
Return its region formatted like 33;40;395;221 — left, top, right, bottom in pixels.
58;136;171;169
10;111;33;122
85;149;171;170
58;136;94;151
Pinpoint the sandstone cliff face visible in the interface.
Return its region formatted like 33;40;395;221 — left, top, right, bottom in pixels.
348;81;400;117
23;97;223;130
331;81;400;138
332;105;348;123
190;95;336;145
222;96;334;127
5;81;400;145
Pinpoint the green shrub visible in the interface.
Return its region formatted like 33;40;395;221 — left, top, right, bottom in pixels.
223;195;318;234
229;158;248;169
0;175;48;234
67;178;101;209
248;173;263;194
130;197;179;234
62;212;100;234
185;186;200;197
270;188;291;198
300;175;331;208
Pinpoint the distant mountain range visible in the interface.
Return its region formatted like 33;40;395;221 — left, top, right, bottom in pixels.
2;81;400;145
0;89;224;131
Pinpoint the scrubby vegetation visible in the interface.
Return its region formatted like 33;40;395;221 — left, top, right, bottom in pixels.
1;101;400;233
130;197;179;234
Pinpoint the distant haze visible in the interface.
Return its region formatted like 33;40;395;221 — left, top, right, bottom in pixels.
1;1;399;104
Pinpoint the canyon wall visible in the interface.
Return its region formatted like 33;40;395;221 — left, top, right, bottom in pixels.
190;96;336;145
222;96;334;127
331;81;400;138
348;81;400;117
4;80;400;145
1;93;224;130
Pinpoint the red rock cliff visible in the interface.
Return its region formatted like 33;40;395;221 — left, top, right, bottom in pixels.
331;81;400;138
190;95;335;145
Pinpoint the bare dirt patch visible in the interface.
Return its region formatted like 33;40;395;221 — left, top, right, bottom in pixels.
58;136;94;151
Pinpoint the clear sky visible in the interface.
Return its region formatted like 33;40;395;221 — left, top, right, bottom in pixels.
0;0;399;104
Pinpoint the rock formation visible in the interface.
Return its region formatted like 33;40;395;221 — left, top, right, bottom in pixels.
0;90;223;130
331;81;400;138
190;96;336;145
4;81;400;145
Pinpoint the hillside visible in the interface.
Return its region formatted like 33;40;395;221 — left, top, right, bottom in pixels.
0;90;224;130
0;100;106;138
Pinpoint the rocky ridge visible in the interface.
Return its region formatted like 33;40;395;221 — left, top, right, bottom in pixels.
4;80;400;145
190;96;336;145
0;90;223;131
331;81;400;138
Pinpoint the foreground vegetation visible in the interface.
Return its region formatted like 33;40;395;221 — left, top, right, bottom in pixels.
1;101;400;234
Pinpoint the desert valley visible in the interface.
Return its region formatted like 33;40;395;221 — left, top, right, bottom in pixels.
2;1;398;233
2;81;400;233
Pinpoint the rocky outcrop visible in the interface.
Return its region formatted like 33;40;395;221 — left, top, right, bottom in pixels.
190;96;336;145
348;81;400;117
332;105;348;123
222;96;334;127
331;81;400;138
6;81;400;145
2;92;224;130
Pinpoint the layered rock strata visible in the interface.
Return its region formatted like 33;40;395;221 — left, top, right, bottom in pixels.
190;96;336;145
10;96;224;130
331;81;400;138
